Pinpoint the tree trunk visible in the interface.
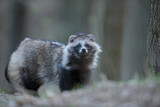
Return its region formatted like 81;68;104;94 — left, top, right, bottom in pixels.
1;0;26;93
89;0;125;81
8;0;26;53
121;0;149;80
147;0;160;75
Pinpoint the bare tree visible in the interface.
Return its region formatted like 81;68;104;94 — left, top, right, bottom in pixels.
89;0;125;81
147;0;160;75
8;0;26;53
0;0;26;92
121;0;149;80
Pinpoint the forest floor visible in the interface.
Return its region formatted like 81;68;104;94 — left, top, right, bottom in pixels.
0;79;160;107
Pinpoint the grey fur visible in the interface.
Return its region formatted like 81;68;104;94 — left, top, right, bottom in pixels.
7;38;65;93
6;33;101;93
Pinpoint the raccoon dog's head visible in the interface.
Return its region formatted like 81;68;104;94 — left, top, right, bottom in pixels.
68;33;99;58
62;33;102;69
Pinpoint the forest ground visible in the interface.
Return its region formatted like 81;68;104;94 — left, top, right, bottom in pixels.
0;78;160;107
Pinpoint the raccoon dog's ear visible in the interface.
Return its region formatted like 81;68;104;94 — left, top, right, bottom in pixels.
69;35;77;43
87;34;95;42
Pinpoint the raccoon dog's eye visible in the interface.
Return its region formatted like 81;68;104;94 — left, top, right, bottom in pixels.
74;44;81;51
85;44;92;50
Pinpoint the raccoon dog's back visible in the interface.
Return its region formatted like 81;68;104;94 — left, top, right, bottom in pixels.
6;38;65;92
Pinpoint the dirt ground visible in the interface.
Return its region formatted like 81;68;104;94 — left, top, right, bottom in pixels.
1;80;160;107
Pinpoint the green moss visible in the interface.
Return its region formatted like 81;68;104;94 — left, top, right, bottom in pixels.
0;88;5;94
0;102;7;107
153;73;160;82
73;83;84;90
68;103;77;107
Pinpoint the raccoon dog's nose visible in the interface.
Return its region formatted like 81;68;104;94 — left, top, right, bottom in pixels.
80;48;88;55
82;48;86;53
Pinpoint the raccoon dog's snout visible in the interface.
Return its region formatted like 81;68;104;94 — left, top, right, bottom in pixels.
81;48;87;53
79;48;88;55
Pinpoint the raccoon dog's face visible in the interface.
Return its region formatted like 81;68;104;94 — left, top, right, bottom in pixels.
67;33;101;59
62;33;101;69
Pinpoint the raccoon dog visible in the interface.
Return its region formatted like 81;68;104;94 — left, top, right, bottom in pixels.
5;33;101;93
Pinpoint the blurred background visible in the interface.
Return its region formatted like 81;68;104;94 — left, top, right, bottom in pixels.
0;0;149;92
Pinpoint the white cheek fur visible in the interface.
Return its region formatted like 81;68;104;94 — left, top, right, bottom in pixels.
61;40;102;70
